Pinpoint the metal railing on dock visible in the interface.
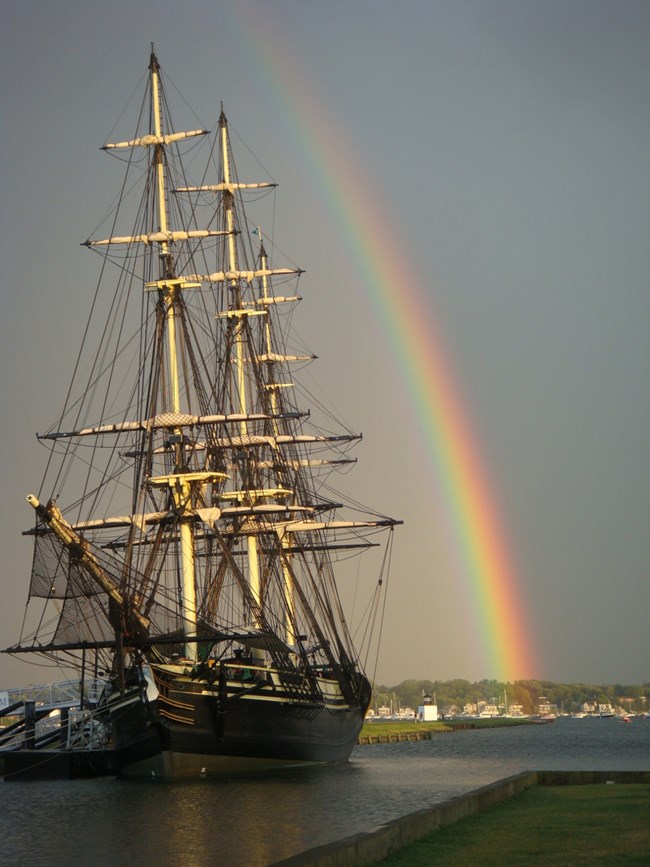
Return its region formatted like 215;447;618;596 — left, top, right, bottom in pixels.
1;679;105;711
0;679;110;753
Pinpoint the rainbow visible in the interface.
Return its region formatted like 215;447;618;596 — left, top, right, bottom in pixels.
226;6;537;681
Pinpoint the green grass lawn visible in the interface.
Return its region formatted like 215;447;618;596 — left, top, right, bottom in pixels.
360;721;452;738
360;717;530;739
377;784;650;866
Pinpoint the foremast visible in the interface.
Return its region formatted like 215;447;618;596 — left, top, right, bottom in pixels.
150;50;198;661
27;50;221;662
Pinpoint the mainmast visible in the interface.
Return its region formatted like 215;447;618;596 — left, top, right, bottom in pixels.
219;109;264;639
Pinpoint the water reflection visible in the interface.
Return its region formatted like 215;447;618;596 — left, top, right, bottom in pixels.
2;718;648;866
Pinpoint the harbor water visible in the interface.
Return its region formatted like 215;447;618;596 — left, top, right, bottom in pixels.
2;717;649;866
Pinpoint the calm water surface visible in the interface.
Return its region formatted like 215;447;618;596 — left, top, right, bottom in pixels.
2;717;648;866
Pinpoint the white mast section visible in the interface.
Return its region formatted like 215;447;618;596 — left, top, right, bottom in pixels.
39;410;306;440
175;181;277;193
85;229;227;247
220;110;262;627
185;267;302;284
149;52;198;660
102;129;208;150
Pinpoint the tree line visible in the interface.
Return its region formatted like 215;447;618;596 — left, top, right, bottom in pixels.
371;678;650;716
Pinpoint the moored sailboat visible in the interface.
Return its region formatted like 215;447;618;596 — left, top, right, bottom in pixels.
3;49;400;779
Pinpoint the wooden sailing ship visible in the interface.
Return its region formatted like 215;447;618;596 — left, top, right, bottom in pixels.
4;49;400;779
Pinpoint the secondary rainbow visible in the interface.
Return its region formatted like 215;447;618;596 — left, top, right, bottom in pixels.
228;6;538;681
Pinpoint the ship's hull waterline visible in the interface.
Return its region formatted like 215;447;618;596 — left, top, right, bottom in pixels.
109;665;370;779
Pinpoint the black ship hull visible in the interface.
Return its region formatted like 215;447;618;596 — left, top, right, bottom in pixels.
108;664;369;779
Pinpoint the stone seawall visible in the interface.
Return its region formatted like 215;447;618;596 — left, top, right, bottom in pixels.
271;770;650;867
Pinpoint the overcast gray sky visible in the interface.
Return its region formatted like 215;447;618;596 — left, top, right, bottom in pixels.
1;0;648;689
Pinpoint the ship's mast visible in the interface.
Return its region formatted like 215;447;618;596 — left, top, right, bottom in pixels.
220;110;263;631
150;53;180;409
80;50;232;662
257;236;296;648
150;50;197;660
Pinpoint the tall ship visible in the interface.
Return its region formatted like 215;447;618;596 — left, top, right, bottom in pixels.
3;50;400;779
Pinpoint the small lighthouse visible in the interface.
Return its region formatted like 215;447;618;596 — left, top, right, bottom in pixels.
417;693;438;722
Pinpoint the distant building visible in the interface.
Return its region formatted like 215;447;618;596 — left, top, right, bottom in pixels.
394;707;416;720
481;703;499;717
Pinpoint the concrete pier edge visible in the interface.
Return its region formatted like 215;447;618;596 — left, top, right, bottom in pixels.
271;770;650;867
